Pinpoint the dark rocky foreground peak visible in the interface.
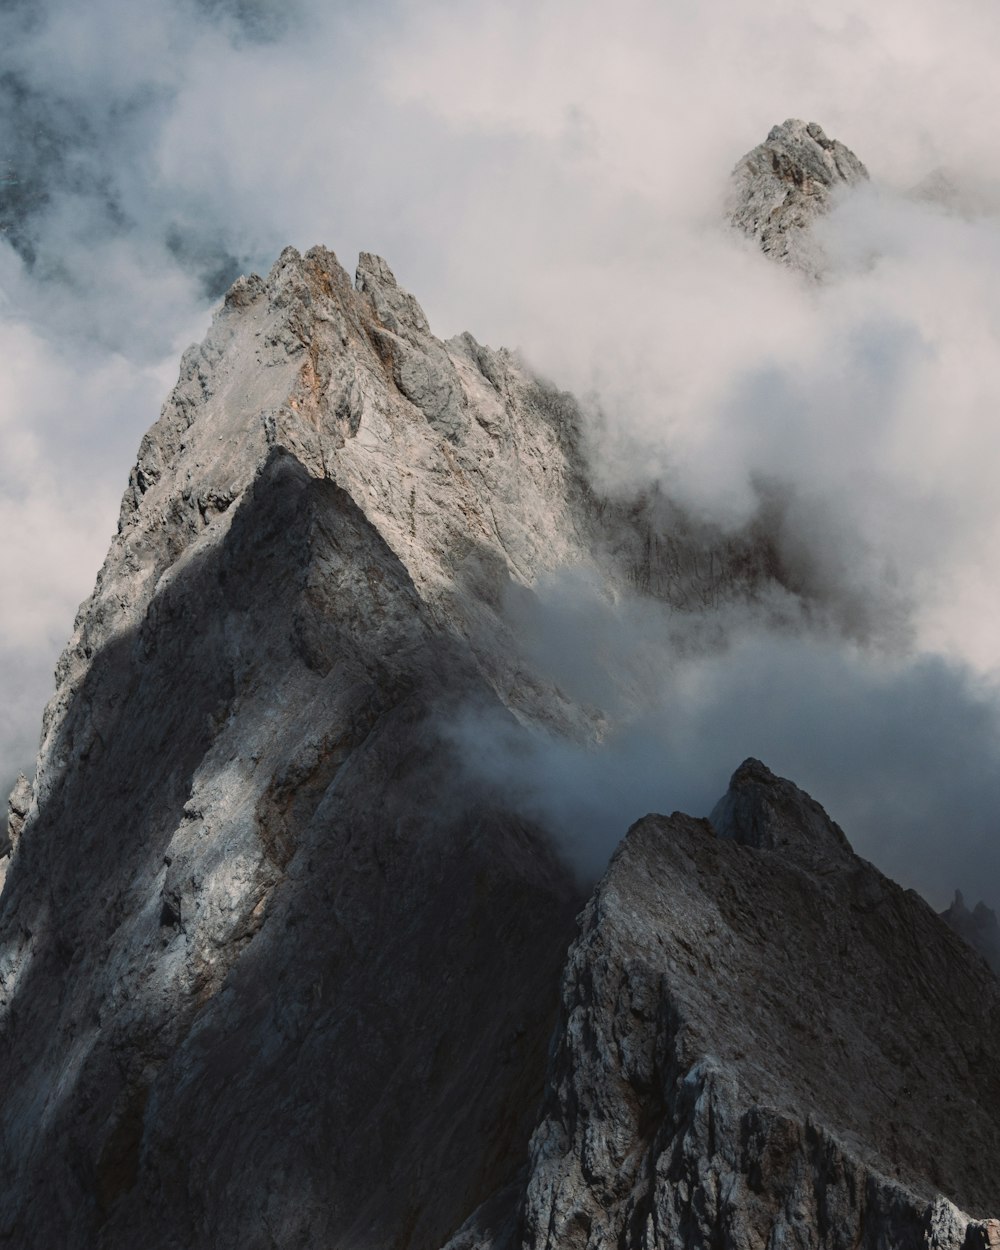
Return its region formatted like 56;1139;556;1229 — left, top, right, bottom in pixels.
1;127;997;1249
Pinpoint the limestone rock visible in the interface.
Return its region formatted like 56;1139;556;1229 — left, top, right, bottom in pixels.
0;240;805;1248
461;761;1000;1250
728;119;868;273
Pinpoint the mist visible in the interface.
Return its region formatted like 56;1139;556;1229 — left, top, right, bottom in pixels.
449;573;1000;906
3;0;1000;906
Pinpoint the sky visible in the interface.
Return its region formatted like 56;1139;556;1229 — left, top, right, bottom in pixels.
3;0;1000;907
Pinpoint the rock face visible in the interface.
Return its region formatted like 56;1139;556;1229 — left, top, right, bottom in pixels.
0;247;596;1250
942;890;1000;976
728;119;868;271
0;241;798;1249
0;773;29;890
0;123;995;1250
464;761;1000;1250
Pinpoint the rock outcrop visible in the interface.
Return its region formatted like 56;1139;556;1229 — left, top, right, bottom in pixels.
0;122;994;1250
729;119;868;272
942;890;1000;976
0;773;29;891
0;240;801;1248
455;761;1000;1250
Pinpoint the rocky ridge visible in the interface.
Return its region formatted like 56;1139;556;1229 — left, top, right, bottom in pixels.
0;121;996;1250
0;244;601;1250
473;761;1000;1250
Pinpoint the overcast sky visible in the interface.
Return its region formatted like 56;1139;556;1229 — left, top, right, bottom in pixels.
3;0;1000;907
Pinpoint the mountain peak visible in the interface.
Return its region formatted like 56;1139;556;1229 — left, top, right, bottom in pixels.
3;126;998;1248
504;769;1000;1250
729;118;868;271
355;249;433;340
709;755;853;868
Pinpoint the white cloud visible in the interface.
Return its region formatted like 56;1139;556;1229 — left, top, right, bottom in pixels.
451;577;1000;905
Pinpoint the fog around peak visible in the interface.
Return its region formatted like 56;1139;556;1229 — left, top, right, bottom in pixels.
3;0;1000;907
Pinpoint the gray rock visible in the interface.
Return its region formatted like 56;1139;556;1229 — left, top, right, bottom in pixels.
488;761;1000;1250
0;242;803;1249
0;773;30;888
728;119;868;273
709;754;852;867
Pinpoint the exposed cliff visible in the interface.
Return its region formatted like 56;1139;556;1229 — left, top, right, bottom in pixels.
452;762;1000;1250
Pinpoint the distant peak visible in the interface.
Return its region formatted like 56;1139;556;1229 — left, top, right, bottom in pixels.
767;118;835;149
728;118;868;274
742;118;868;193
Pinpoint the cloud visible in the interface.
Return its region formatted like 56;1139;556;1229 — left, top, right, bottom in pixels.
2;0;1000;910
450;574;1000;906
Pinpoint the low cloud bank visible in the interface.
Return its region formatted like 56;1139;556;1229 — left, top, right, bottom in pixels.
451;575;1000;905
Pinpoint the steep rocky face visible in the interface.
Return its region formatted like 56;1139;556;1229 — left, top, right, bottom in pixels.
0;247;601;1250
0;773;28;895
462;761;1000;1250
728;119;868;271
942;890;1000;976
0;235;806;1248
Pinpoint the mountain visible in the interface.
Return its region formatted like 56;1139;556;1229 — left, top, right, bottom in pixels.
727;118;868;273
0;123;997;1250
942;891;1000;976
0;240;785;1250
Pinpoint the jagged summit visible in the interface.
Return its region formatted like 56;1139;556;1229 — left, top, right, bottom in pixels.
943;889;1000;975
709;755;853;867
729;117;868;271
354;250;433;339
449;763;1000;1250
